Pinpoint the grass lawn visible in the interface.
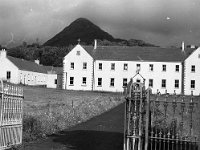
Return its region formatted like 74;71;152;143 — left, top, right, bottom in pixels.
22;85;124;142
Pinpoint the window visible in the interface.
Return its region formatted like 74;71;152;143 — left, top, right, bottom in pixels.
191;65;195;72
82;77;87;85
136;64;141;69
175;80;179;88
162;65;166;71
99;63;102;70
123;78;128;87
161;79;166;88
70;77;74;85
7;71;11;79
175;65;179;72
149;64;153;71
111;63;115;70
124;63;128;71
136;64;141;73
191;80;195;89
54;79;57;84
83;62;87;70
98;78;102;86
70;62;74;69
136;79;141;83
110;78;115;87
149;79;153;87
76;51;80;55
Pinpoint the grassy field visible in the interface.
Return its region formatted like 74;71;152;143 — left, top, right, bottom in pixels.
22;86;124;142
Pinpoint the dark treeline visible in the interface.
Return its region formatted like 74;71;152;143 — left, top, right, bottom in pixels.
6;43;74;67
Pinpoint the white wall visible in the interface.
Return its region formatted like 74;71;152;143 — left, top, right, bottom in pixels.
184;47;200;95
63;45;94;91
19;70;47;86
0;55;19;84
94;60;182;94
47;74;57;88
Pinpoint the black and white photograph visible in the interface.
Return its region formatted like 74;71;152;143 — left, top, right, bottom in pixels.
0;0;200;149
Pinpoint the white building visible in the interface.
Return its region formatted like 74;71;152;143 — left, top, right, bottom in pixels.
63;42;199;95
0;49;62;88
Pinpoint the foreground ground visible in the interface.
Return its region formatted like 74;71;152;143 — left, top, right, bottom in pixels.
21;102;125;150
16;86;200;150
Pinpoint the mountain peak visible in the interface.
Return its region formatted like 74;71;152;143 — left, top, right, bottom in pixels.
44;18;156;47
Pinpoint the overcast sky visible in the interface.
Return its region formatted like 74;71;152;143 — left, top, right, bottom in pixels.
0;0;200;47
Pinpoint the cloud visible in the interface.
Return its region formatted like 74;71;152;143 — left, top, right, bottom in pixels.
0;0;200;47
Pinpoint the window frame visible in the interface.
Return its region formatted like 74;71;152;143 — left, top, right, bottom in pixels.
83;62;87;70
162;64;166;72
99;63;102;70
123;78;128;87
149;64;154;71
98;78;102;86
110;78;115;87
191;65;195;72
7;71;11;79
69;77;74;85
111;63;115;70
161;79;166;88
191;80;195;89
175;80;179;88
70;62;74;70
175;65;179;72
82;77;87;85
149;79;153;87
124;63;128;71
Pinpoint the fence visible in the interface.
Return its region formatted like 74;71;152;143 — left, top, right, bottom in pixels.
123;81;198;150
0;80;23;150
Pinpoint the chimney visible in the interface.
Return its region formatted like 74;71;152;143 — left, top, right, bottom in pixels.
34;59;40;65
94;39;97;49
0;49;7;58
182;41;185;52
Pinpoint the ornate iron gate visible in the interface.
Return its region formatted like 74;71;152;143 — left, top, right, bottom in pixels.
0;80;23;149
124;81;198;150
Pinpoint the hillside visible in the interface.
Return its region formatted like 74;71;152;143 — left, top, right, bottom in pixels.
44;18;156;47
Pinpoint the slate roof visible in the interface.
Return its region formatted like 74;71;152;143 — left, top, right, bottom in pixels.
7;56;62;74
82;46;195;62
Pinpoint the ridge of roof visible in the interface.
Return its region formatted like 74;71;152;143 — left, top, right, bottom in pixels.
82;45;195;62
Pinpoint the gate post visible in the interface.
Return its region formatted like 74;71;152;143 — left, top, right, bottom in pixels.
145;88;150;150
124;80;148;150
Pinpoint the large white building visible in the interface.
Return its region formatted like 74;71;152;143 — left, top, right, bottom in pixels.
63;42;200;95
0;49;62;88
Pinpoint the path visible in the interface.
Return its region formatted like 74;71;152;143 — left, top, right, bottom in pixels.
23;102;125;150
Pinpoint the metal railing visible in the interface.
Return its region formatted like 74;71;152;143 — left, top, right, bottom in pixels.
0;80;23;150
124;82;198;150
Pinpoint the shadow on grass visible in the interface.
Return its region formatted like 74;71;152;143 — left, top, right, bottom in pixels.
51;130;123;150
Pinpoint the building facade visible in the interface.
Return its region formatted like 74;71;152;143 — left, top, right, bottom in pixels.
0;49;62;88
63;43;199;95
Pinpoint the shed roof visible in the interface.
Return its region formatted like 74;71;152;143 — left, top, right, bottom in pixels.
7;56;62;74
82;45;195;62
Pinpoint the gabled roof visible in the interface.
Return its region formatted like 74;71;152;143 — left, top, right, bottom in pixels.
7;56;47;73
82;45;195;62
7;56;63;74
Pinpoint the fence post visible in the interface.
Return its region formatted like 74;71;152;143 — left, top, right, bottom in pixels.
145;89;150;150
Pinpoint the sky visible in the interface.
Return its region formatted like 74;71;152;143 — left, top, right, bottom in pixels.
0;0;200;47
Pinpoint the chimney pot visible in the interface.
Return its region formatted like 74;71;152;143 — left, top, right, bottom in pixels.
182;41;185;52
94;39;97;49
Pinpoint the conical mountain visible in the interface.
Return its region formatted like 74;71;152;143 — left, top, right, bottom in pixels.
44;18;156;47
44;18;116;46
